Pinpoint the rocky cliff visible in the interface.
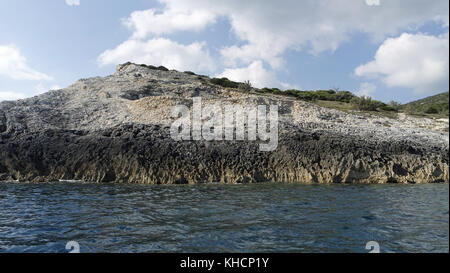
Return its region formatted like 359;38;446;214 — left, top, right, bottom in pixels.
0;63;448;184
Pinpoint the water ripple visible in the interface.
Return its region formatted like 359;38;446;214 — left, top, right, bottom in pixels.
0;182;448;253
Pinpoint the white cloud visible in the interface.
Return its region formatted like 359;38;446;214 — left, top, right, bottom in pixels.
98;38;215;73
280;82;301;90
220;44;285;70
50;85;62;91
0;84;62;102
356;82;377;97
216;61;281;88
365;0;380;6
0;91;26;101
35;83;62;95
124;8;216;39
355;32;449;93
123;0;448;69
100;0;448;89
35;83;47;95
65;0;80;6
0;45;53;81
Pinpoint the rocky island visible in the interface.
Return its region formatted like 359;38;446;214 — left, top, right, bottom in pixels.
0;63;448;184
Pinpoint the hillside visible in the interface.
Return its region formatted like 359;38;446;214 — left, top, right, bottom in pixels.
401;92;449;117
0;63;448;184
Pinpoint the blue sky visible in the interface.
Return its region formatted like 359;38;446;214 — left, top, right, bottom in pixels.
0;0;448;103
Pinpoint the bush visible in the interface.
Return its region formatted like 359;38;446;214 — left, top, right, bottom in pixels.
256;88;272;93
379;105;398;112
315;90;337;101
334;91;355;103
270;88;283;94
388;101;401;108
140;64;169;71
210;78;240;89
297;91;319;101
285;89;355;103
284;89;301;97
254;87;366;105
238;80;252;92
350;96;386;111
424;105;440;114
157;66;169;71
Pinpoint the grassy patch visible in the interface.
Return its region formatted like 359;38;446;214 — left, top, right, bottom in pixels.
314;100;355;112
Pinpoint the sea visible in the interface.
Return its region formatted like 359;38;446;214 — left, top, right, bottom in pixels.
0;182;448;253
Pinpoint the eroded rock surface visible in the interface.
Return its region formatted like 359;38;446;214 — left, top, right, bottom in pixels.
0;63;448;184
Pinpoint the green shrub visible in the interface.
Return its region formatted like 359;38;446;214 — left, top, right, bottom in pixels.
139;64;169;71
379;105;398;112
284;89;301;97
350;96;386;111
256;88;272;93
256;87;289;95
271;88;283;94
157;66;169;71
315;90;337;101
297;91;319;101
424;105;440;114
334;91;355;103
253;87;388;109
388;101;401;108
210;78;240;89
238;80;252;92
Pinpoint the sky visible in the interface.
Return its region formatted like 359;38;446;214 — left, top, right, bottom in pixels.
0;0;448;103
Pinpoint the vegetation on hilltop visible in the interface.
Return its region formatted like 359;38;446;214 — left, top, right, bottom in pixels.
133;63;448;119
207;76;448;118
400;92;449;117
250;86;397;114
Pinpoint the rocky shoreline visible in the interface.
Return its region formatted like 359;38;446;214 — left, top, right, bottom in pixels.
0;63;448;184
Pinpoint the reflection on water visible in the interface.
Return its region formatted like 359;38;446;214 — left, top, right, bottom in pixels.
0;182;448;253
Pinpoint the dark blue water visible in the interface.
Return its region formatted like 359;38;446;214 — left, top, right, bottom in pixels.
0;182;448;253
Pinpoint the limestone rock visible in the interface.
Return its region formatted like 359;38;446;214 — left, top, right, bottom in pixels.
0;63;448;184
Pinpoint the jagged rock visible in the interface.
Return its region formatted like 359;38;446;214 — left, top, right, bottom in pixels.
0;63;448;184
0;111;6;133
